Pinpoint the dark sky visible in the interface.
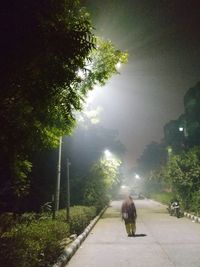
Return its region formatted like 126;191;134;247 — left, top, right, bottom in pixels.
84;0;200;169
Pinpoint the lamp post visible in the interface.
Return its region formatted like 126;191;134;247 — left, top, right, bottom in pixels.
54;136;62;218
56;137;62;212
66;158;71;222
104;149;112;159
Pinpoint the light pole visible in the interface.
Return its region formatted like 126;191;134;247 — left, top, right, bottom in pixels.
66;158;71;222
53;136;62;218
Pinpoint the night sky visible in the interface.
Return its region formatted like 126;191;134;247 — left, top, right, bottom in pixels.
84;0;200;169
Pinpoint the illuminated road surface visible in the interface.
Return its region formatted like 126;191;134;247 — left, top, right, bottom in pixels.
65;199;200;267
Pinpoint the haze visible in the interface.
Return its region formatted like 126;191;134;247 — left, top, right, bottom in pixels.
84;0;200;169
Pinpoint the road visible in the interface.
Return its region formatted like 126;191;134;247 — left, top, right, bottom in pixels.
65;199;200;267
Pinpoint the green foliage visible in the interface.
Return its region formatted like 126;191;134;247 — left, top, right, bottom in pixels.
150;192;174;205
70;206;96;235
151;147;200;211
0;0;94;211
190;190;200;215
0;0;128;212
142;169;166;196
0;219;69;267
58;124;125;208
75;37;128;96
184;82;200;147
137;141;167;175
0;213;16;234
57;206;96;235
11;158;32;198
84;156;121;211
0;205;97;266
165;148;200;209
0;0;95;152
164;119;185;152
163;82;200;151
137;82;200;213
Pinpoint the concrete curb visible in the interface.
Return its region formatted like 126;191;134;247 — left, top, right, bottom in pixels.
150;198;200;224
184;212;200;223
52;206;107;267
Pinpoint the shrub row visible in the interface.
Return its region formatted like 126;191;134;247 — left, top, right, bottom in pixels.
57;206;96;235
0;205;96;267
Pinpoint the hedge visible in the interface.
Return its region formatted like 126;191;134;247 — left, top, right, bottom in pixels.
0;205;97;267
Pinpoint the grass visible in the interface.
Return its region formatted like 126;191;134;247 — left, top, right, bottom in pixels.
150;192;174;205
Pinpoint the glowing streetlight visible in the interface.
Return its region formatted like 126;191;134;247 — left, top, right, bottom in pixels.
179;127;184;132
135;174;140;180
104;149;112;159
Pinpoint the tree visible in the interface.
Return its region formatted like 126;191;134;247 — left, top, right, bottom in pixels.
0;0;128;211
162;147;200;209
83;154;121;211
163;119;186;152
163;82;200;151
184;82;200;147
137;141;167;175
0;0;95;211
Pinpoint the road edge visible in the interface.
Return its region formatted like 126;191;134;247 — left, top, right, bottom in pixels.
184;212;200;223
52;206;107;267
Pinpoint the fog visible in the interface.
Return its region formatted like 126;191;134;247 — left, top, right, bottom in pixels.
84;0;200;169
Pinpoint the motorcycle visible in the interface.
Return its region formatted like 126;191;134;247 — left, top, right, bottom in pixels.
168;201;180;218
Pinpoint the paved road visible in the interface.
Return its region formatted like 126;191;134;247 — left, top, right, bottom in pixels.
66;199;200;267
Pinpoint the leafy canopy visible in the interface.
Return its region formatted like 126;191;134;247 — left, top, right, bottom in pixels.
0;0;128;209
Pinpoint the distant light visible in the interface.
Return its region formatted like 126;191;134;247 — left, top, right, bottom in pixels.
179;127;184;132
167;146;172;154
121;185;126;189
104;149;112;159
135;174;140;179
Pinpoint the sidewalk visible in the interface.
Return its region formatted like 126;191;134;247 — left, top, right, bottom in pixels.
58;199;200;267
64;200;176;267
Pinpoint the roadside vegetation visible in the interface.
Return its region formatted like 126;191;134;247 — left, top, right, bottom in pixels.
135;82;200;215
0;206;96;267
0;0;127;266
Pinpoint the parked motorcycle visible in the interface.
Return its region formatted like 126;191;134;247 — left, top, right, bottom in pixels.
168;201;180;218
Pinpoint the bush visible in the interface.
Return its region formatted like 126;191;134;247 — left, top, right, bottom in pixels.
0;213;16;234
70;206;96;235
0;219;69;267
150;192;174;205
190;190;200;215
0;205;96;267
57;206;96;235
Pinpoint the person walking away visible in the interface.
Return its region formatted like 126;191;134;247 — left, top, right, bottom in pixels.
121;195;137;237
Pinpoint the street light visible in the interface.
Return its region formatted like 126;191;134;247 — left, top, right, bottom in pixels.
135;174;140;180
104;149;112;159
54;138;71;221
54;136;62;216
